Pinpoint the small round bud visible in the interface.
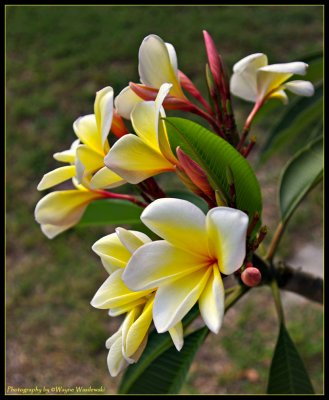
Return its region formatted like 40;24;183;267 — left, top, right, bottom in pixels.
241;267;262;287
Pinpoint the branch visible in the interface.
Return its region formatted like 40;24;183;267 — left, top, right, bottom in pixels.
275;262;323;304
252;254;323;305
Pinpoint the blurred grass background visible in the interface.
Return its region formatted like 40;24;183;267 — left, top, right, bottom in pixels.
6;5;323;394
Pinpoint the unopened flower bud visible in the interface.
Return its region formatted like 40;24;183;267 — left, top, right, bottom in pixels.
241;266;262;287
111;111;129;138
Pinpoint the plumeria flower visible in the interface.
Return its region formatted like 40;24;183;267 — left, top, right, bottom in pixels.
91;228;184;376
37;87;126;193
104;83;178;184
230;53;314;105
115;34;185;120
34;181;105;239
123;198;249;335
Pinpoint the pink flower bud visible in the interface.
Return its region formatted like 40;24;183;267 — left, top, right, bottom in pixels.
241;267;262;287
203;30;222;92
176;147;214;197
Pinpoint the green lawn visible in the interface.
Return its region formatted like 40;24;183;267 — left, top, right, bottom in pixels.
6;5;323;394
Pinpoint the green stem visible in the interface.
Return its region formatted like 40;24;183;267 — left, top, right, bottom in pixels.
266;221;285;262
270;276;285;324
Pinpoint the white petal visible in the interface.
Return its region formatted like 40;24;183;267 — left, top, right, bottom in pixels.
230;53;267;102
153;267;211;333
206;207;248;275
40;223;75;239
115;227;152;254
114;86;143;120
107;336;128;377
283;80;315;97
258;62;308;75
199;265;224;334
53;139;80;163
141;198;208;256
233;53;268;73
123;241;207;291
94;86;114;148
138;34;183;98
37;165;76;190
168;322;184;351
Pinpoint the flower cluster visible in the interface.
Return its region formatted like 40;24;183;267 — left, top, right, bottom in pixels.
35;32;314;377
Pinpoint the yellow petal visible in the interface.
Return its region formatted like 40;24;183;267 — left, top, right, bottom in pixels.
268;89;288;105
125;297;154;357
257;62;308;101
115;227;151;254
76;145;105;176
138;34;184;98
105;134;174;184
90;166;126;190
131;101;159;151
92;232;132;273
73;114;103;155
35;189;103;227
37;165;76;191
198;265;224;334
155;83;178;164
109;298;147;317
53;139;80;163
123;240;207;291
94;86;114;149
153;267;211;333
90;269;151;309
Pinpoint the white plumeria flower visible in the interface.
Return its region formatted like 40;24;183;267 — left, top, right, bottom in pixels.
115;34;185;119
91;228;184;376
105;83;178;184
230;53;314;105
123;198;249;335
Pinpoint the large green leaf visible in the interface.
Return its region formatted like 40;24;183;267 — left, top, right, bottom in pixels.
259;83;323;164
279;137;323;222
77;199;142;227
120;326;208;394
165;117;262;222
119;306;201;394
267;323;314;394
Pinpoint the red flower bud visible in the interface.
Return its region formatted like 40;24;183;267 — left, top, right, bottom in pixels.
111;111;129;138
241;267;262;287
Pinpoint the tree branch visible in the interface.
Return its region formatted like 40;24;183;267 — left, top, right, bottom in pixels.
252;254;323;305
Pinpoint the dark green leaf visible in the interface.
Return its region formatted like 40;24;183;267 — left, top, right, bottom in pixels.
120;326;208;394
259;83;323;164
279;137;323;222
267;323;314;394
77;199;142;227
166;117;262;225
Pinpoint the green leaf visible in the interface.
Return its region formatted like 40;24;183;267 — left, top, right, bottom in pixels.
120;326;208;394
166;117;262;223
77;199;142;227
119;306;201;394
267;323;314;394
259;83;323;164
279;137;323;222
